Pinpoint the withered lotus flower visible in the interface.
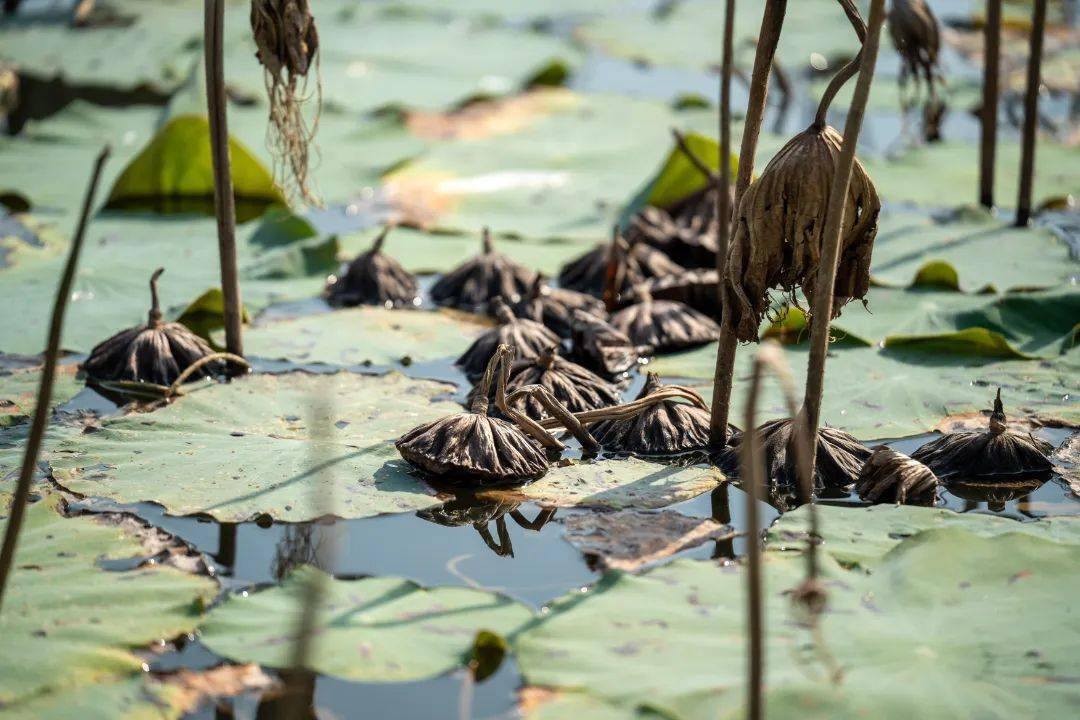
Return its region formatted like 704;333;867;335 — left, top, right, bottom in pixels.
81;268;223;386
467;346;621;420
568;308;644;379
431;228;536;311
624;269;721;318
745;417;871;489
557;229;684;298
590;372;711;456
724;124;880;342
456;298;560;381
324;226;419;308
627;188;722;269
610;286;720;353
856;446;938;505
911;390;1053;480
510;275;606;338
888;0;945;141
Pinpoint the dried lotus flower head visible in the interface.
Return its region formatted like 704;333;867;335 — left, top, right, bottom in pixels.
81;268;224;386
739;416;871;490
251;0;321;205
431;228;536;312
590;372;713;457
324;226;419;308
724;124;880;342
455;298;560;381
467;345;621;421
627;186;724;269
856;445;938;505
568;308;645;379
510;275;606;338
610;286;720;353
624;269;720;319
557;227;684;298
888;0;945;141
911;390;1053;481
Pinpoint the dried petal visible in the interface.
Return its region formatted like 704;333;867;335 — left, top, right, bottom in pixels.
431;229;536;311
590;372;713;457
456;298;560;381
610;288;720;353
856;446;938;505
325;227;419;308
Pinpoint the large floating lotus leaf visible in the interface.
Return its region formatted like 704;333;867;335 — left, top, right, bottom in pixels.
1;676;187;720
51;372;460;522
103;115;285;220
239;307;488;368
382;0;622;21
768;503;1080;570
516;520;1080;719
650;343;1079;439
481;458;722;511
200;566;532;682
0;364;82;427
0;495;216;711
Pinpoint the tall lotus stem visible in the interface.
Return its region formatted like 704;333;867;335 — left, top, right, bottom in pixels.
709;0;788;450
1015;0;1047;227
205;0;245;361
717;0;735;270
802;0;886;471
979;0;1002;209
0;146;109;613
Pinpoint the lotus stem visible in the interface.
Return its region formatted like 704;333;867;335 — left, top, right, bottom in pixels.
205;0;245;363
670;128;719;185
148;267;165;326
506;384;600;454
979;0;1002;209
488;345;566;451
802;0;886;473
602;225;622;313
718;0;734;262
371;225;391;253
0;145;109;614
535;385;708;430
1015;0;1047;226
813;0;869;129
168;352;250;394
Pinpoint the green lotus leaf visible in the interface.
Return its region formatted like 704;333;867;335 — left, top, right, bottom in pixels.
0;363;83;428
0;676;185;720
200;566;532;682
249;208;318;249
174;287;252;347
244;235;341;281
51;372;459;522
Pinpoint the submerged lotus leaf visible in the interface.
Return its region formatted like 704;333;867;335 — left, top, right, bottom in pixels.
0;495;216;712
239;307;488;368
51;372;461;521
516;512;1080;719
200;566;532;682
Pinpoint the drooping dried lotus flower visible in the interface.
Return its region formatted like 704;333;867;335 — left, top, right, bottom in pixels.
557;230;684;298
568;308;645;379
324;226;419;308
911;390;1053;481
742;417;871;489
724;124;880;342
888;0;945;142
509;275;606;338
590;372;712;456
856;445;938;505
251;0;321;205
467;346;620;421
624;269;720;319
81;268;224;386
610;286;720;353
627;187;724;269
431;228;536;312
456;298;560;381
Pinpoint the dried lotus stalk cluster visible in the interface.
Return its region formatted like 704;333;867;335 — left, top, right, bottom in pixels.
251;0;321;205
724;124;879;342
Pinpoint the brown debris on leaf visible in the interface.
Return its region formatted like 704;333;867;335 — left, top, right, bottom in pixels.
157;664;276;715
456;298;561;381
430;228;536;311
739;417;871;489
610;286;720;353
911;390;1053;480
557;229;684;299
324;226;419;308
724;124;879;342
568;308;644;379
509;275;606;338
81;268;224;386
856;445;938;505
888;0;945;142
590;372;713;457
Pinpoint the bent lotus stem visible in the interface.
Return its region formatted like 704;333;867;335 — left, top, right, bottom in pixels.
813;0;869;129
802;1;886;478
169;352;251;394
479;344;574;453
1015;0;1047;227
535;385;709;430
601;225;623;312
505;383;600;455
148;267;165;326
0;145;110;614
709;0;787;451
670;128;719;186
979;0;1002;209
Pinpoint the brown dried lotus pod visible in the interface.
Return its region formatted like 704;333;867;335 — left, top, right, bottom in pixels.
627;187;724;269
568;308;645;379
466;346;621;421
624;269;721;319
431;228;536;311
589;372;711;456
509;275;606;338
455;298;560;381
81;268;223;386
745;417;871;489
557;231;684;298
324;226;419;308
856;446;938;505
911;390;1053;481
724;124;880;342
609;287;720;354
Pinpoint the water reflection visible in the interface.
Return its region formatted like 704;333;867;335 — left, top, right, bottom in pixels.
417;496;558;560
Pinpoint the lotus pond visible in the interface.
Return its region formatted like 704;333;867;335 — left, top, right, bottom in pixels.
1;0;1078;718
